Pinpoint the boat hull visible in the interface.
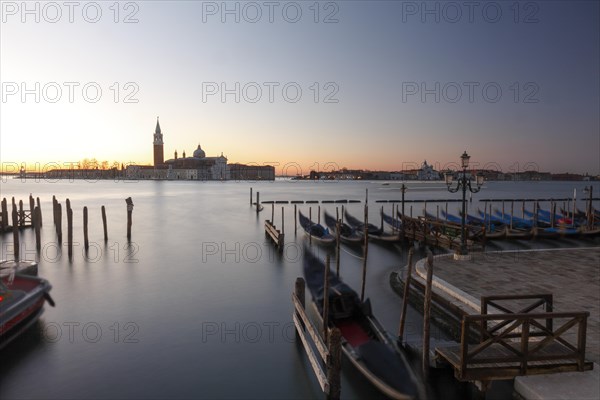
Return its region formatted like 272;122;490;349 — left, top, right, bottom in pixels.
0;275;53;349
303;249;421;399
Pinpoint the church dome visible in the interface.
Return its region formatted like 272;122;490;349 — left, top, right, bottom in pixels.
193;145;205;158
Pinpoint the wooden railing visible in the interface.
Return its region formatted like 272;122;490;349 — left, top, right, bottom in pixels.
399;214;485;251
458;310;589;379
481;294;554;335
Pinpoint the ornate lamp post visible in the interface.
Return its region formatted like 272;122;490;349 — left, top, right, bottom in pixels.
445;151;484;257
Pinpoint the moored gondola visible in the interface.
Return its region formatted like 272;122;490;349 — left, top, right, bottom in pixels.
303;248;423;399
323;211;362;244
344;210;400;242
298;211;335;245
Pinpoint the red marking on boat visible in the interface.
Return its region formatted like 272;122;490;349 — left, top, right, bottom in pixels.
336;319;370;347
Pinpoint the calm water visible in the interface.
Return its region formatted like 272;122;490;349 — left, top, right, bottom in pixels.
0;179;598;399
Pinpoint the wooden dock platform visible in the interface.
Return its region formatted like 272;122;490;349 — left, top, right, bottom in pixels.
435;310;593;384
264;220;284;249
393;248;599;396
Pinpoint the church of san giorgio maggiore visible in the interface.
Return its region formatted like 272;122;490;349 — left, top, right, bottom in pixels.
125;118;275;181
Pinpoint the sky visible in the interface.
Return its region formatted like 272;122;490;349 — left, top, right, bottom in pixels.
1;1;599;175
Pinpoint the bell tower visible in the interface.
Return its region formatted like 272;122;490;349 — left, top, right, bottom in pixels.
153;117;164;166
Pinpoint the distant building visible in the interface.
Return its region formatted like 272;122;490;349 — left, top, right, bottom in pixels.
401;161;440;180
551;173;584;181
417;160;440;180
163;145;228;180
125;118;274;180
229;163;275;180
153;118;164;166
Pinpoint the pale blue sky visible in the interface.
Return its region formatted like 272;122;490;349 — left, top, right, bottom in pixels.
1;1;598;174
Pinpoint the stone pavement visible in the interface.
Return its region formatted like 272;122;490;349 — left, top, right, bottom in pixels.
428;247;600;364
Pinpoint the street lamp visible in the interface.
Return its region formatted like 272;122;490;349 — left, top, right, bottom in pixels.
445;151;484;257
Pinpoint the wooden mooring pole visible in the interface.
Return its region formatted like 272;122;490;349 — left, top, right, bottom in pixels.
36;197;42;227
67;202;73;259
12;207;19;260
510;201;514;229
256;191;260;214
34;206;41;251
1;198;7;232
19;200;24;227
360;204;369;302
309;207;312;245
250;187;252;205
83;206;89;250
29;195;35;221
52;195;57;226
335;220;341;278
318;205;321;225
398;248;414;341
126;197;134;240
323;255;330;343
281;207;285;235
53;197;57;228
57;203;63;243
101;205;108;241
326;328;342;400
294;204;297;234
422;252;434;380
